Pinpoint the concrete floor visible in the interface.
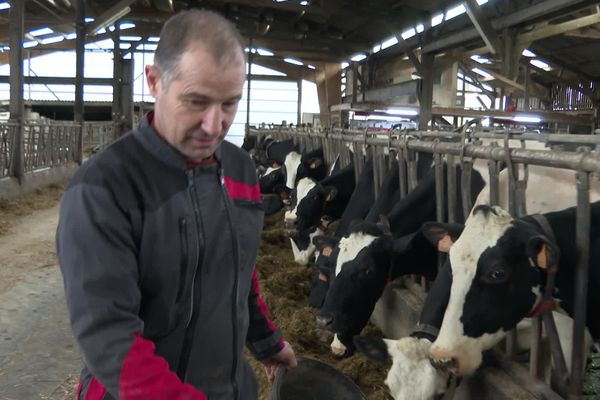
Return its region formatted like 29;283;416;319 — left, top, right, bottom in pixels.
0;206;81;399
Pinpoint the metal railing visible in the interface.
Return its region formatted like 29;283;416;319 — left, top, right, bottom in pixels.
0;120;116;179
248;125;600;399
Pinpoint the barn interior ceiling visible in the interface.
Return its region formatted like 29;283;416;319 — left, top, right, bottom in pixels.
1;0;600;99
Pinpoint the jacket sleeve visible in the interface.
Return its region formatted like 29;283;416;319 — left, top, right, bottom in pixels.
57;183;206;399
245;267;284;359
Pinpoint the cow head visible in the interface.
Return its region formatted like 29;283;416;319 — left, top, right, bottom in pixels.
354;335;448;400
315;222;394;350
307;235;340;309
283;151;302;189
284;177;337;231
317;223;436;353
425;205;558;376
289;226;324;265
259;166;284;194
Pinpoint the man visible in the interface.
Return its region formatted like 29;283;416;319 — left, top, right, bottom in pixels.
57;9;296;400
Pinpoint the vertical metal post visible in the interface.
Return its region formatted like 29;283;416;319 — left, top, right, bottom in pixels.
9;0;24;182
246;39;253;137
297;78;302;126
569;171;590;398
446;154;457;223
397;141;408;200
112;22;122;136
74;0;85;164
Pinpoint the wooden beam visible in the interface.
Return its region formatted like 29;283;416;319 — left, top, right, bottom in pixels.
525;60;600;106
517;9;600;46
464;0;502;55
87;0;136;35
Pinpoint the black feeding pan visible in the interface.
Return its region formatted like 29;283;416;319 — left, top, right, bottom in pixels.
267;357;367;400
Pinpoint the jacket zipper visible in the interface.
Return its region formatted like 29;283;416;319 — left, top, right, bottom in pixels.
176;217;188;303
219;168;241;400
176;169;203;380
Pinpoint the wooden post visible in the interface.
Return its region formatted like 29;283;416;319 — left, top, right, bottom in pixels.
74;0;85;164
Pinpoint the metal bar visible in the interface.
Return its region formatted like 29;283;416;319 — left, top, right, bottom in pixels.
570;170;591;397
297;78;302;126
446;154;457;223
460;161;473;219
397;141;408;199
74;0;85;165
247;38;253;138
9;0;24;182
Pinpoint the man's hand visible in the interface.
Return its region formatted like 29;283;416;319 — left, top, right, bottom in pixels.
260;341;298;384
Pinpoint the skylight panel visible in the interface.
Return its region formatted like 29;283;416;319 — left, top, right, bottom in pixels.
29;27;54;36
445;4;466;20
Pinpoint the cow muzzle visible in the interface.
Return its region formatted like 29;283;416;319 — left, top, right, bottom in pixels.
315;311;334;329
283;218;297;230
429;345;461;375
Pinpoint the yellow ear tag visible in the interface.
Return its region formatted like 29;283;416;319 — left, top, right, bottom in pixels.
536;245;549;269
437;235;454;253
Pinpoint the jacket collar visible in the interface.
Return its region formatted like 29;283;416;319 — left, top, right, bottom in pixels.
133;112;223;170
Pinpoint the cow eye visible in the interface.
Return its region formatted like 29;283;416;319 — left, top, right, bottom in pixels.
489;270;506;280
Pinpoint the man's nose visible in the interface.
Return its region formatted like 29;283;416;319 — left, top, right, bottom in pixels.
201;105;223;136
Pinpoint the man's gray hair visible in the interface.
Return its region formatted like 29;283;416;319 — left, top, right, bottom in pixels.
154;9;246;87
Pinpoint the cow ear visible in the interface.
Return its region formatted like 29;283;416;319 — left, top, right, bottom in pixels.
527;235;559;270
421;221;464;253
376;214;392;236
353;336;390;364
324;186;338;202
312;235;339;252
393;231;419;253
308;158;323;169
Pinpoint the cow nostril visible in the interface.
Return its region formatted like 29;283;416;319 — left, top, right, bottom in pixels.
429;356;458;373
315;312;334;328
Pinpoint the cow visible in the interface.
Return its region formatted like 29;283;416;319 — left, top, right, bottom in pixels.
259;166;284;194
353;310;585;400
315;162;486;356
288;160;375;266
283;147;327;190
284;163;356;231
425;202;600;376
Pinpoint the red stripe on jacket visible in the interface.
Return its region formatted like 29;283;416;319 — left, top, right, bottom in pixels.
251;268;285;346
223;176;261;202
81;377;105;400
119;333;207;400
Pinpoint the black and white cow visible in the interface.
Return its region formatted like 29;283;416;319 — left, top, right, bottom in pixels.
426;202;600;376
284;163;356;231
283;147;327;190
288;160;375;266
265;139;297;165
353;308;584;400
315;163;486;355
259;166;285;194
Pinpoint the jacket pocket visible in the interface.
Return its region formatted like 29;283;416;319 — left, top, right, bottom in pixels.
175;217;188;303
231;199;263;273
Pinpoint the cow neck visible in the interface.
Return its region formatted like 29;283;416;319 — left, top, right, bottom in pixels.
527;213;559;318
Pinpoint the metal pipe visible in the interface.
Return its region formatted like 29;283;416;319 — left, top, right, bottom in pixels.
570;170;591;398
446;154;457;223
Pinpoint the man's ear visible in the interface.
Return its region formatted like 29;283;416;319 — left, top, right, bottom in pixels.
421;221;465;253
145;65;161;98
324;186;338;202
527;235;559;270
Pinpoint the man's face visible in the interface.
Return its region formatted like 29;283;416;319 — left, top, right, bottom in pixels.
146;45;246;161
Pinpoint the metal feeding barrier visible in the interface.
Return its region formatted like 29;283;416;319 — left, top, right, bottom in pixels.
248;125;600;400
0;120;115;179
